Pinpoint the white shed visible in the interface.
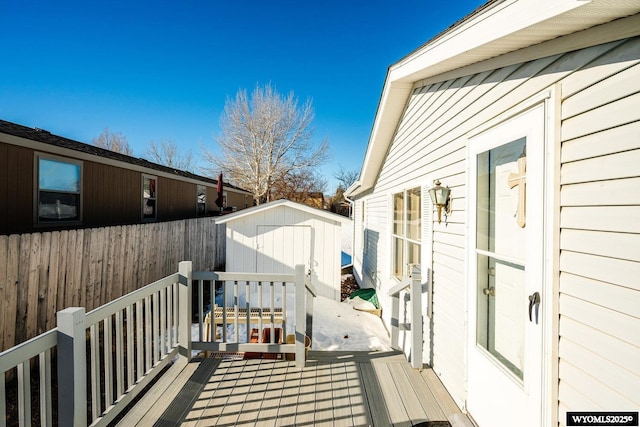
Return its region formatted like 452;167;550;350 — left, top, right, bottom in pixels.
215;199;350;301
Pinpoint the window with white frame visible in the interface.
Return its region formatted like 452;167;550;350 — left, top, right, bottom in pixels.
392;187;421;280
36;154;82;224
142;175;157;221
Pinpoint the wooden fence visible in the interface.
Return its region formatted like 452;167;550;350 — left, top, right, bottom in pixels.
0;217;225;352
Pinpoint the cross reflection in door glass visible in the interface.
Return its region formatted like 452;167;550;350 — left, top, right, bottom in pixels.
476;137;526;380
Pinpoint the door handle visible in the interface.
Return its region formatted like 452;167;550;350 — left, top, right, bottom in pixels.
482;287;495;297
528;292;541;324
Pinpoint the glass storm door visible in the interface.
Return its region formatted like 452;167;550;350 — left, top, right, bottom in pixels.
467;105;545;427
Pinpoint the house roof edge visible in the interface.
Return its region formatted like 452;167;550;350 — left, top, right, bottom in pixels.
355;0;640;194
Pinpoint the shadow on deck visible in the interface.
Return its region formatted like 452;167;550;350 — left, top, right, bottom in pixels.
117;351;473;427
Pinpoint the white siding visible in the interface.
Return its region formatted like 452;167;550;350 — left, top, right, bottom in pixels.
354;31;640;413
558;37;640;422
352;199;365;285
361;195;388;294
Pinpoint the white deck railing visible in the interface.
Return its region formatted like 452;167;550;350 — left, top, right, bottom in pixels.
0;270;182;427
189;264;315;365
0;261;315;426
0;329;57;427
389;264;425;369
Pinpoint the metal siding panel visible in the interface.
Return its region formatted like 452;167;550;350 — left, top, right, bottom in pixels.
560;42;640;413
562;91;640;141
561;120;640;164
0;144;9;234
83;161;141;226
559;315;640;378
560;38;640;100
15;146;33;233
561;177;640;206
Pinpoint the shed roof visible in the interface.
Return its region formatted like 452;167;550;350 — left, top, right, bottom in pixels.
215;199;350;225
346;0;640;197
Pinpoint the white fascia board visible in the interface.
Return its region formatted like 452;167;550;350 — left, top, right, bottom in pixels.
356;79;414;193
354;0;640;196
344;180;362;198
215;199;350;225
390;0;598;84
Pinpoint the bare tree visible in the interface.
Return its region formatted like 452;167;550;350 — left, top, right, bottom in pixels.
333;164;359;190
145;139;194;171
93;128;133;156
203;83;330;204
270;168;327;208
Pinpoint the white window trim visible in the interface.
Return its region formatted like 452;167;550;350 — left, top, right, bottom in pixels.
34;152;83;227
390;186;422;281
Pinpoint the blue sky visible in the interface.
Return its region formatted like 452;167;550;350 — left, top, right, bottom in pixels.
1;0;483;192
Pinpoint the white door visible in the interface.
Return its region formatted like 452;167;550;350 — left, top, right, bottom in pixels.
253;225;312;309
467;105;545;427
256;225;311;275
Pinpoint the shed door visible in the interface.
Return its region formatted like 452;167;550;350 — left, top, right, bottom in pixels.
256;225;311;275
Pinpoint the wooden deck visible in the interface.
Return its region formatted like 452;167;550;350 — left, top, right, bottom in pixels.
116;351;473;427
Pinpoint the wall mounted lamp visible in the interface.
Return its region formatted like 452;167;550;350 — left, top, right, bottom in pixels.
428;179;451;224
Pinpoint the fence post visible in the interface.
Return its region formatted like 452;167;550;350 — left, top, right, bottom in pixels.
410;265;423;369
57;307;87;427
178;261;193;360
294;264;306;368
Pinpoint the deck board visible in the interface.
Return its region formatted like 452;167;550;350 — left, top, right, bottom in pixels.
345;359;372;426
294;362;317;425
400;361;448;421
388;362;430;424
421;368;465;421
313;362;335;426
154;358;221;427
274;362;300;427
115;359;198;426
330;360;352;426
359;361;393;425
373;361;413;426
256;361;286;426
117;350;472;426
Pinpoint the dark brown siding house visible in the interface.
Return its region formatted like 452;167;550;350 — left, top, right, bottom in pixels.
0;119;252;235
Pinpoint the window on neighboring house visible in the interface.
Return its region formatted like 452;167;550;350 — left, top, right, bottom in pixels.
197;185;206;216
142;175;157;221
36;155;82;224
392;187;421;280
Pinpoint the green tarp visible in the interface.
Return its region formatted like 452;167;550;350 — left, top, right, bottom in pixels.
349;288;379;309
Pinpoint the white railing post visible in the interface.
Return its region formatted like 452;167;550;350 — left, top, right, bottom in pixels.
410;265;423;369
294;264;307;368
390;291;400;351
178;261;193;360
57;307;87;427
